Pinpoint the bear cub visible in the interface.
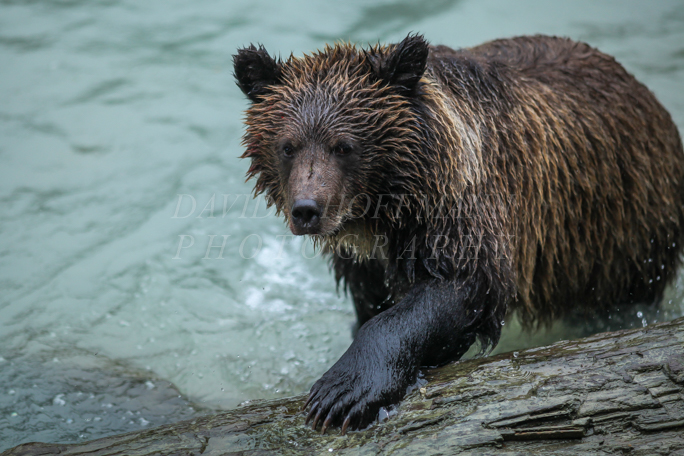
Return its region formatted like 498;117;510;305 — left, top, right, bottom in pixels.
233;34;684;433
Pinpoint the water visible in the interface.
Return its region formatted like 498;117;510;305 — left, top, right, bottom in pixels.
1;0;683;450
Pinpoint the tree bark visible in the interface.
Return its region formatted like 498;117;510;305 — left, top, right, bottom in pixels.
4;317;684;456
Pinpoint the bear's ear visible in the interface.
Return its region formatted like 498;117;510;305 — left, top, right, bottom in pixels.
367;33;429;96
233;45;283;103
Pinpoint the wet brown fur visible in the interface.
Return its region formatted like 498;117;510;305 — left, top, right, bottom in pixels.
239;35;684;328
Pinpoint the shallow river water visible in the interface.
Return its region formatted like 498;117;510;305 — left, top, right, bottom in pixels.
1;0;684;450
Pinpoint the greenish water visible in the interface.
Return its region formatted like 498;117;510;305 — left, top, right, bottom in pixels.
1;0;683;450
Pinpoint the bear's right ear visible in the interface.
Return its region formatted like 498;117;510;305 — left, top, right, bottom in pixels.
367;33;429;96
233;45;282;103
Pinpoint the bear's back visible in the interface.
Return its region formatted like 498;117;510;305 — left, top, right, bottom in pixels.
428;36;684;323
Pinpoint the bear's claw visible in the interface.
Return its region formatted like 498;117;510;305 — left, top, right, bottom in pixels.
304;363;401;434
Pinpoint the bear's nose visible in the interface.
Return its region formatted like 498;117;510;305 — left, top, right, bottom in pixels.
291;199;321;232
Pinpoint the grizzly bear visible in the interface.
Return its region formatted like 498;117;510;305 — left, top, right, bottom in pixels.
233;34;684;433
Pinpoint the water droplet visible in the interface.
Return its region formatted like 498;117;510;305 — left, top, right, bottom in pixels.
513;352;519;358
637;311;643;318
53;394;66;406
501;320;505;326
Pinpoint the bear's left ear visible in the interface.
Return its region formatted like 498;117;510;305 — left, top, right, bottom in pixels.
367;33;429;96
233;44;283;103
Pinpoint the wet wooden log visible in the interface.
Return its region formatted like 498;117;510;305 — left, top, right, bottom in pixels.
4;317;684;456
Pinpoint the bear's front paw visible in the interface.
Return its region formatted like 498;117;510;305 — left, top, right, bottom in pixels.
303;353;411;434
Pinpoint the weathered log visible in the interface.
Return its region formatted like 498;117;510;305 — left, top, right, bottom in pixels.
4;317;684;456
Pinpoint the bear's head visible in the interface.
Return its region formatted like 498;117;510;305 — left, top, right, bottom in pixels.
234;34;430;244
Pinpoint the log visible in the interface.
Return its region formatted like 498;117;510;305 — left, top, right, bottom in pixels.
4;317;684;456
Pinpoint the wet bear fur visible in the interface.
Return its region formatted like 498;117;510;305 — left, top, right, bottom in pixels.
233;34;684;433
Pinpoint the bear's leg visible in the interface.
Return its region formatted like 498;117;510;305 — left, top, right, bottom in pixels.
305;273;506;433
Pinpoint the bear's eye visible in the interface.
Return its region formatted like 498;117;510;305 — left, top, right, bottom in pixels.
281;144;295;158
332;142;354;157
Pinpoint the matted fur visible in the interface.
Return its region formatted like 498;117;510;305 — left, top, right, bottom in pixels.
234;33;684;432
239;35;684;328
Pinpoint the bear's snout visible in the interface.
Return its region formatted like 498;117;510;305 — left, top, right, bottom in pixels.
291;199;322;234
